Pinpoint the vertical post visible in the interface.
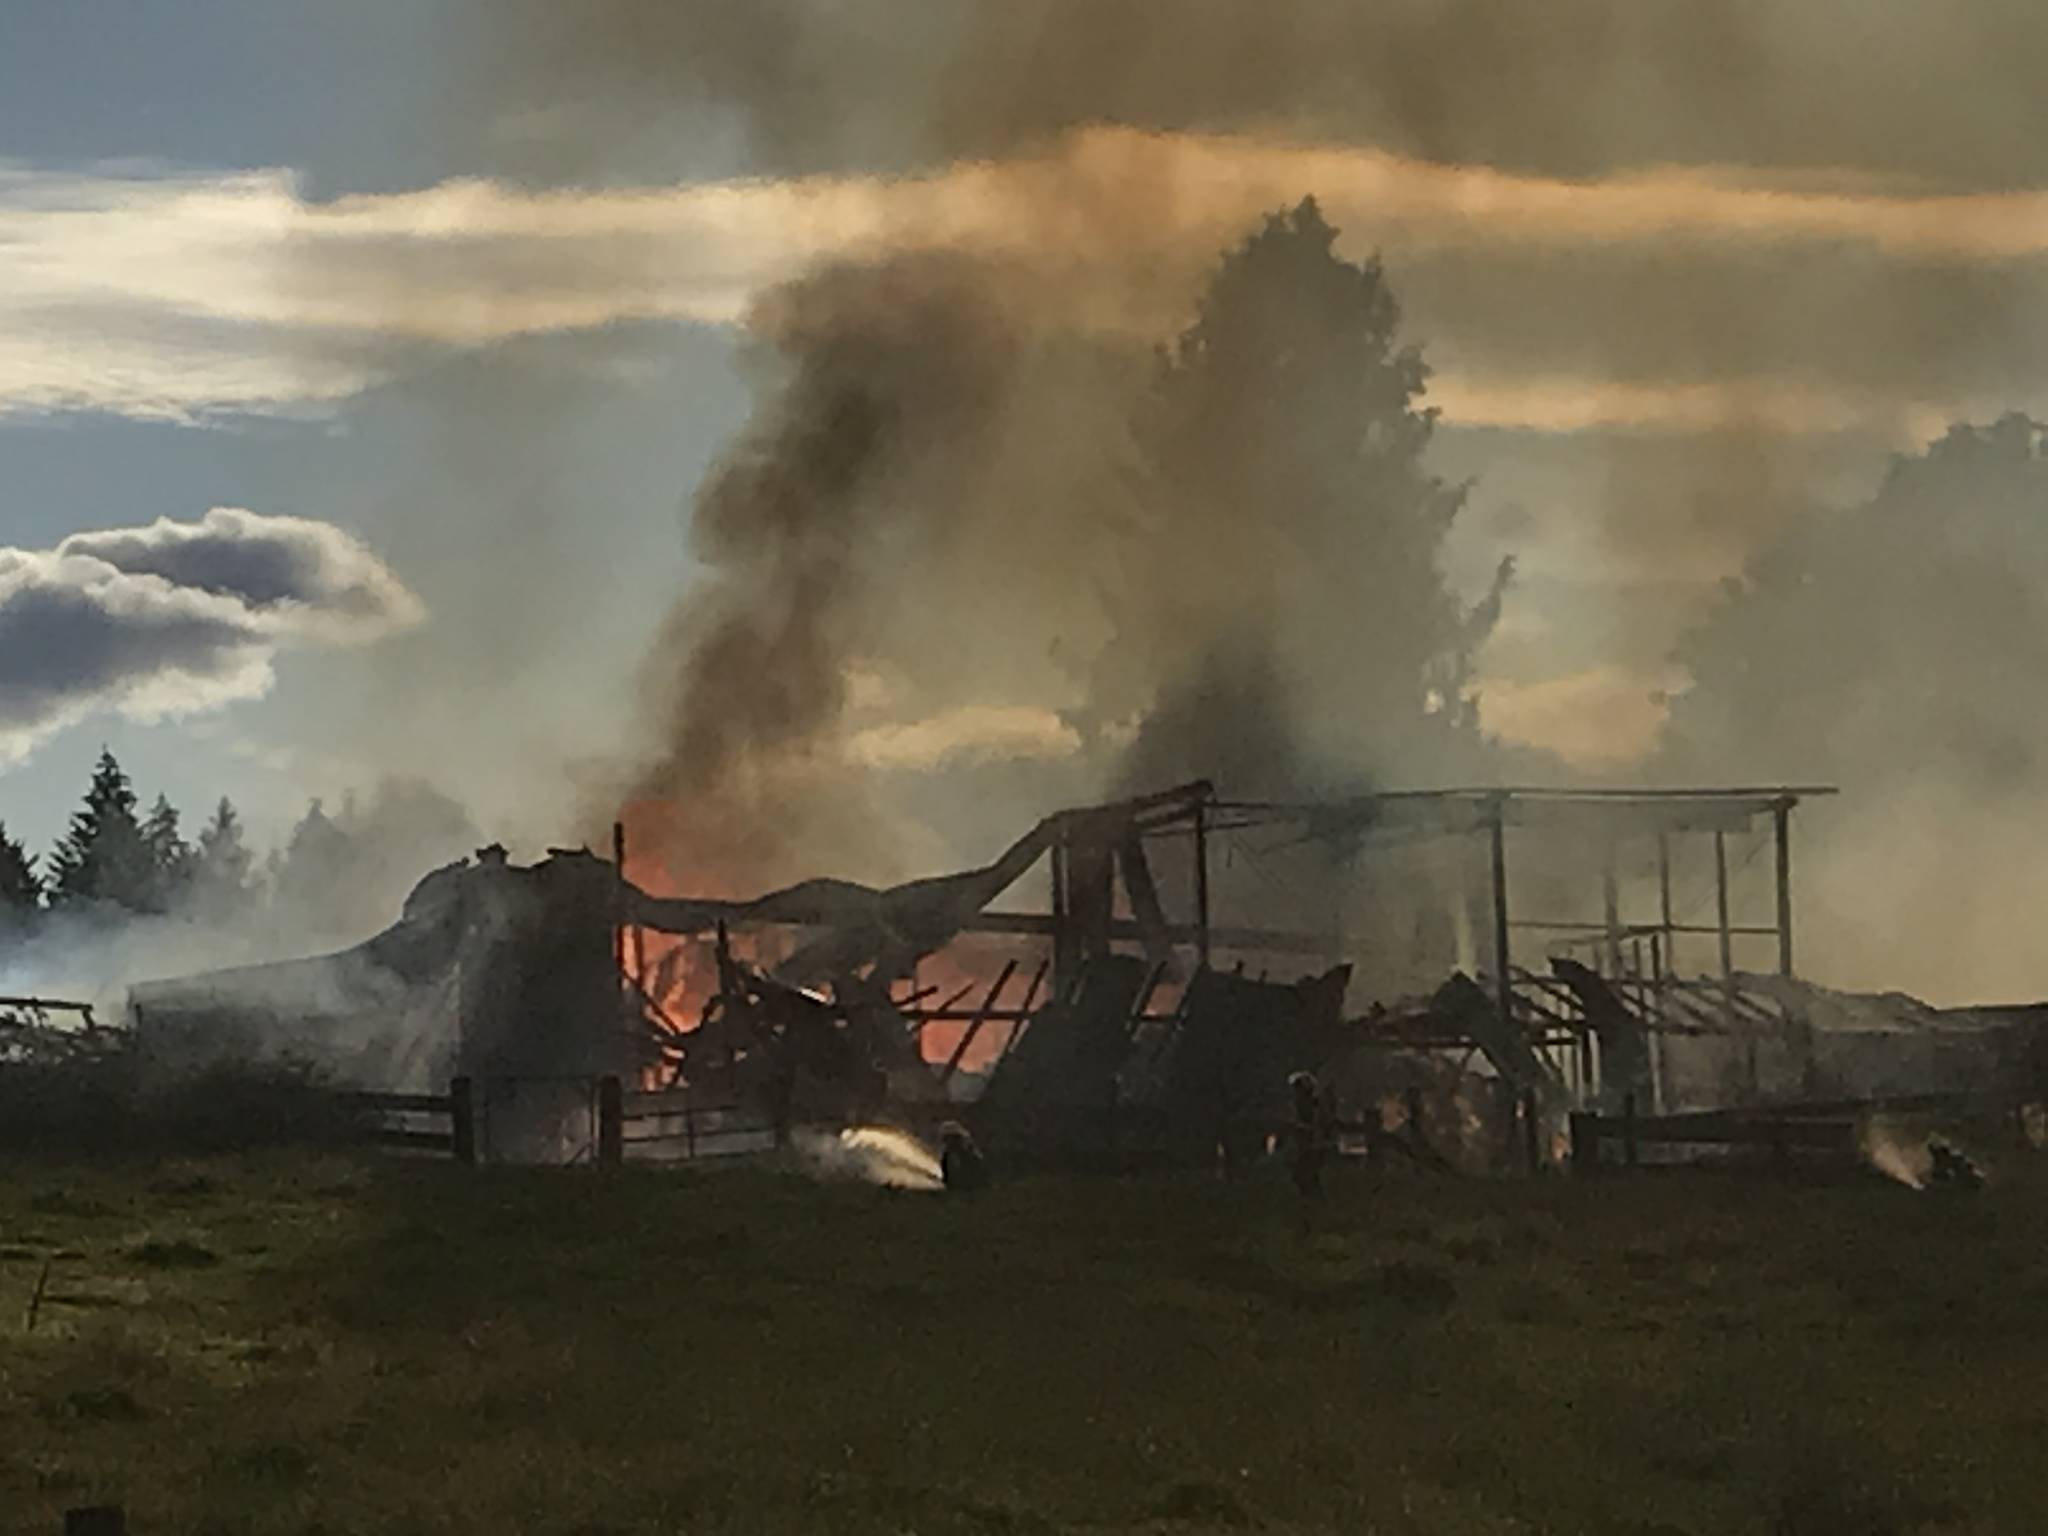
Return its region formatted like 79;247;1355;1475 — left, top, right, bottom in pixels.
597;1075;623;1166
1569;1111;1599;1174
1647;1024;1666;1116
1657;831;1675;970
684;1087;698;1160
450;1076;476;1165
1622;1092;1639;1167
1489;796;1512;1029
1602;847;1622;978
1773;798;1794;978
1193;797;1212;972
1713;830;1734;983
1520;1086;1541;1174
1652;837;1672;1116
1049;831;1071;998
612;820;628;986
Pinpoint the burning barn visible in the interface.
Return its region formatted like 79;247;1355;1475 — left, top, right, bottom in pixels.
127;779;2048;1167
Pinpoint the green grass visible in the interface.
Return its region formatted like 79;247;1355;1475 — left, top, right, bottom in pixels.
0;1150;2042;1534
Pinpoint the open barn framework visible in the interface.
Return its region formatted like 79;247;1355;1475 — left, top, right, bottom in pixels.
612;780;1841;1116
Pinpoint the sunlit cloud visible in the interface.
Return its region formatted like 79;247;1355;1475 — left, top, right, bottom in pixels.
5;129;2046;430
846;704;1081;771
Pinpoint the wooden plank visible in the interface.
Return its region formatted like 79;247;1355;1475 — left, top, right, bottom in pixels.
370;1128;456;1152
1624;1119;1852;1151
598;1076;623;1166
340;1091;451;1113
451;1076;476;1166
622;1101;749;1121
1775;798;1795;978
624;1125;774;1146
940;959;1018;1086
1490;798;1512;1030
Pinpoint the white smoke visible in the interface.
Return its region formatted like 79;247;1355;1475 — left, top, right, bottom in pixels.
793;1124;944;1191
1858;1117;1931;1189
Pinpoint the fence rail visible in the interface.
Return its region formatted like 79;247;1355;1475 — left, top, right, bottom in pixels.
334;1077;792;1166
1569;1091;2015;1171
342;1080;472;1163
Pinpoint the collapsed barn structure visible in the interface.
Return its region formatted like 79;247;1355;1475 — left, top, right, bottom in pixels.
128;781;2048;1167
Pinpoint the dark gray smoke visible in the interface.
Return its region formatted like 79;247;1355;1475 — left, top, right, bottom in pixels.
495;1;2048;192
457;0;2048;1022
603;194;1499;886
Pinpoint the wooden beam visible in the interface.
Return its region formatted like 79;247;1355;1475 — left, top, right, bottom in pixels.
939;958;1018;1085
1490;797;1513;1031
1774;798;1795;977
1602;848;1622;977
1713;830;1734;981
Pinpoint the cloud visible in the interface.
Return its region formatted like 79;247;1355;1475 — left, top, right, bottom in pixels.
846;704;1082;772
6;130;2048;433
0;510;421;764
59;508;424;641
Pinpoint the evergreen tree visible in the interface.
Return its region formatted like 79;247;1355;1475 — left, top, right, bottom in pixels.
0;822;42;920
272;799;355;932
47;749;155;913
1093;196;1494;791
142;793;194;911
192;797;256;916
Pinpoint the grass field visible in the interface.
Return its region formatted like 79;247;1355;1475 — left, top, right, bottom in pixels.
0;1148;2041;1535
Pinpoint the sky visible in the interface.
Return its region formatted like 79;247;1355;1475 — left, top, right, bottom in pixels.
4;0;2047;868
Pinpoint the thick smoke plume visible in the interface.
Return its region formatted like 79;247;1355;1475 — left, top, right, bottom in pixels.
501;1;2048;190
608;201;1495;887
469;1;2048;1014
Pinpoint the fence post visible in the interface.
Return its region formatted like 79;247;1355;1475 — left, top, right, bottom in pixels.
1404;1086;1428;1160
450;1076;476;1166
65;1508;126;1535
684;1090;698;1160
1520;1087;1541;1175
598;1075;624;1166
1622;1093;1640;1167
1570;1111;1600;1174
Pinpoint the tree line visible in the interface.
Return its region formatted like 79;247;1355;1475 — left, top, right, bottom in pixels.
0;748;476;942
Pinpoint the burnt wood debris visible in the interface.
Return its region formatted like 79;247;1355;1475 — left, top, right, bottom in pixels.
111;779;2048;1173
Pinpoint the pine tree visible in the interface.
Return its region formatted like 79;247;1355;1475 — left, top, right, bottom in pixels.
142;793;194;912
272;800;355;932
1101;196;1483;791
192;797;256;917
0;821;42;920
47;748;155;913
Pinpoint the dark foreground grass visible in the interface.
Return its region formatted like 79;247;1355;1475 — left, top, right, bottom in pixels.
0;1151;2043;1535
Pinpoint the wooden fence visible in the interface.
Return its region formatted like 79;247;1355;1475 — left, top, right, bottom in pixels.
341;1080;474;1163
1568;1091;2017;1172
340;1077;786;1166
619;1085;782;1160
